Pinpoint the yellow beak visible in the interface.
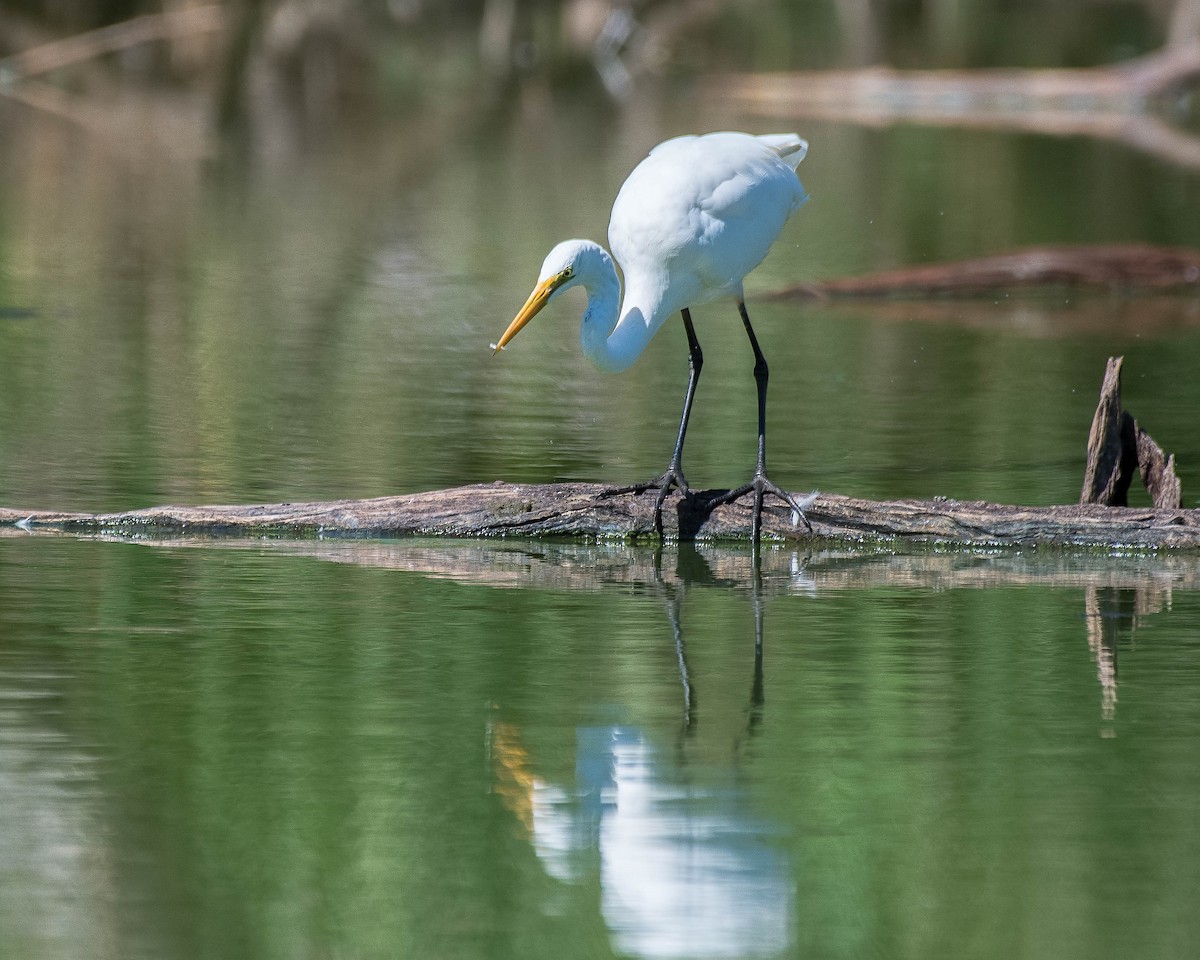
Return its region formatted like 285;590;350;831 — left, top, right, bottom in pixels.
492;273;566;354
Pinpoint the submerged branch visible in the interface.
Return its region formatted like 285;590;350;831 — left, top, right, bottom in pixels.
769;245;1200;300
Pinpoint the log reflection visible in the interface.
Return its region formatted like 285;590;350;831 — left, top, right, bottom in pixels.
1084;583;1167;733
11;526;1186;737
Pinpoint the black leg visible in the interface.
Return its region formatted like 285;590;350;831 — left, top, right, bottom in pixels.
709;300;814;541
670;307;704;483
603;308;702;536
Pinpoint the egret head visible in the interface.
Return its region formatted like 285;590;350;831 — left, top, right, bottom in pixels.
492;240;608;353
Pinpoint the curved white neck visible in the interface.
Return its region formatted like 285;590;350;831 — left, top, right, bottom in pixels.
577;259;669;374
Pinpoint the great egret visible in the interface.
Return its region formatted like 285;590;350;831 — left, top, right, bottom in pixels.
492;131;812;540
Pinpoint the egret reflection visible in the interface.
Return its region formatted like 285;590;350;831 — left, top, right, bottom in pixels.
490;549;795;958
494;724;794;959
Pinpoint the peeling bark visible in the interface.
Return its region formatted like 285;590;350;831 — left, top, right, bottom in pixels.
1081;357;1139;506
1081;356;1182;509
3;483;1200;549
1137;429;1183;509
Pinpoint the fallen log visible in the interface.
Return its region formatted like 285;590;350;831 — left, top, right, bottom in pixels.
3;483;1199;549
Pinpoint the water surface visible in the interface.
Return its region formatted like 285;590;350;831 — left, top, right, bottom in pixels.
2;106;1200;512
2;536;1199;959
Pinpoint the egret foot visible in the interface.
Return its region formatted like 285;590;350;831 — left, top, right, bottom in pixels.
602;463;692;537
707;472;815;541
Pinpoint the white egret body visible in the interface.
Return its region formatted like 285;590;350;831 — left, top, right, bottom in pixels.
493;131;812;539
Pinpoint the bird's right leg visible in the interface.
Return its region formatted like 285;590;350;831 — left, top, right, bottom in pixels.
603;308;702;536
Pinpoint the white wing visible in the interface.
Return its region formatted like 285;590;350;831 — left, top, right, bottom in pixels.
609;132;808;314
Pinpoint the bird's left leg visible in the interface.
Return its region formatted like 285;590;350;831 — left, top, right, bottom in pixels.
708;300;814;541
603;308;702;536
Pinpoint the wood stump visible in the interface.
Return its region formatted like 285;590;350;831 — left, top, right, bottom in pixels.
1080;356;1181;508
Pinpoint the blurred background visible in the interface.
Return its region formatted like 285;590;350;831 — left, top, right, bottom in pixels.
3;0;1200;512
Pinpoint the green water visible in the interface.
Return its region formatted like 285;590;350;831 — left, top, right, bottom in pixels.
3;113;1200;513
4;51;1200;960
2;536;1199;959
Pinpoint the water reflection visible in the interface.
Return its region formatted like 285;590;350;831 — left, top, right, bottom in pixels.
480;540;1181;956
660;544;780;736
493;720;794;959
1084;585;1167;732
14;529;1190;733
2;534;1200;958
491;546;795;958
0;661;103;958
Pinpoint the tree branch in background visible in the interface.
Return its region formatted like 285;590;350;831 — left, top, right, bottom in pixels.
716;39;1200;170
0;4;225;82
1169;0;1200;49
